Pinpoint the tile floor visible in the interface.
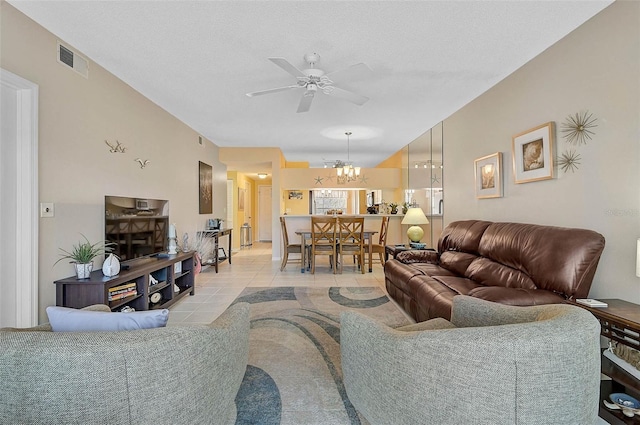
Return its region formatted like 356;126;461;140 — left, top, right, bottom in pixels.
167;241;389;326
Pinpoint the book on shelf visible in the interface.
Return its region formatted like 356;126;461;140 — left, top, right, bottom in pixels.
109;282;136;293
108;289;138;301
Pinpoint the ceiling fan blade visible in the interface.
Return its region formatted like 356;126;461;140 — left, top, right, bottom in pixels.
269;57;306;78
326;63;372;82
246;85;300;97
325;86;369;106
296;91;314;113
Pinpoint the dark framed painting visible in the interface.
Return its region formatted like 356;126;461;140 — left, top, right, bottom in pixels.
199;161;213;214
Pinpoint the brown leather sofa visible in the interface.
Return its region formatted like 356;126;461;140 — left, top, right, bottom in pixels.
385;220;605;322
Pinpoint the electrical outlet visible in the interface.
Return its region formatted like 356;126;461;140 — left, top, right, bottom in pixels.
40;203;54;218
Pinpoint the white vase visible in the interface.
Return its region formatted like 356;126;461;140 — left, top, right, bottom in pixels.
75;262;93;279
102;253;120;277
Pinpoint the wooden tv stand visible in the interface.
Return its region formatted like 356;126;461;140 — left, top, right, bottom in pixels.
54;251;195;311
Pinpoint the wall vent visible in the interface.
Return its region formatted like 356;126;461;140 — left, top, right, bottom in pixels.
199;136;204;146
57;42;88;78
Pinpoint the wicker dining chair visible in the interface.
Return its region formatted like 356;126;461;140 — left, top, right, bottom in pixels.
280;217;305;271
338;216;365;274
310;216;338;274
370;216;389;265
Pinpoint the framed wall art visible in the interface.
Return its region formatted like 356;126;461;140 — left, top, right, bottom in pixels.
198;161;213;214
238;188;245;211
474;152;502;199
288;191;303;200
512;122;555;184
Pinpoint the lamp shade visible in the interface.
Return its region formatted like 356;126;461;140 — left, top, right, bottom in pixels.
401;208;430;225
401;207;429;243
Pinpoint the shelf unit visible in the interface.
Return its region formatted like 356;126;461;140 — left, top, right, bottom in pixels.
569;299;640;424
54;251;195;311
199;228;232;273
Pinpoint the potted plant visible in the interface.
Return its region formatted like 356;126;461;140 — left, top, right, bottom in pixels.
55;235;114;279
402;202;409;215
389;203;399;214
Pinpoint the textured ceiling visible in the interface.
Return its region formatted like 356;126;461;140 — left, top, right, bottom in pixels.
8;0;612;169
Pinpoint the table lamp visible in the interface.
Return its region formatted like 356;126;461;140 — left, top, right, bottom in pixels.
401;207;429;247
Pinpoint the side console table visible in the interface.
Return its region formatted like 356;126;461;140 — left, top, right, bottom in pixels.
384;244;435;262
199;228;233;273
569;299;640;424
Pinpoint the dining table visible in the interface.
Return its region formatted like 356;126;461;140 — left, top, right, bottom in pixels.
295;229;378;273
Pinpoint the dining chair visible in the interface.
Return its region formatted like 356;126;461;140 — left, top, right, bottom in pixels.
310;216;338;274
338;216;365;274
370;216;389;265
279;217;304;271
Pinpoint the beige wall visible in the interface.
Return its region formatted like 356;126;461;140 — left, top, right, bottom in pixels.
1;3;228;322
443;1;640;302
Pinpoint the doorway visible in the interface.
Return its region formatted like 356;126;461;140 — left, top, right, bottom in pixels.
0;68;39;327
258;185;272;241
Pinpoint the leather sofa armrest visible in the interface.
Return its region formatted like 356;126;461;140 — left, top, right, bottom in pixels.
395;249;439;264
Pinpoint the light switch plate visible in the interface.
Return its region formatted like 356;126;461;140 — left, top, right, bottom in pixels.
40;203;54;218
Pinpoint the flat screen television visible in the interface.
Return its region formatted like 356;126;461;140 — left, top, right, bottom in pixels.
105;196;169;261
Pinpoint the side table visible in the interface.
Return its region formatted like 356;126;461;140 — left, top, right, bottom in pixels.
384;244;434;262
569;299;640;424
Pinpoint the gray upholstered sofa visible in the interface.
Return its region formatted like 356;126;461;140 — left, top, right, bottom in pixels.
0;302;250;425
341;296;601;425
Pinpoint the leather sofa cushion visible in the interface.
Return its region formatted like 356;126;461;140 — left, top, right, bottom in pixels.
477;222;605;296
439;251;477;276
468;286;565;306
410;263;456;277
432;276;483;295
466;257;537;289
438;220;492;253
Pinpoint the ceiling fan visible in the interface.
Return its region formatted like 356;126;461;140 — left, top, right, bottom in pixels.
246;53;370;113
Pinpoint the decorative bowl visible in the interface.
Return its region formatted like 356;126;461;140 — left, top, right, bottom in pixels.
610;393;640;410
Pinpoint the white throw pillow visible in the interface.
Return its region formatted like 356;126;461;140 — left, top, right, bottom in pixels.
46;306;169;332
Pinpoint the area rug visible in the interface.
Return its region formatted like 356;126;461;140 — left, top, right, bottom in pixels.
232;286;411;425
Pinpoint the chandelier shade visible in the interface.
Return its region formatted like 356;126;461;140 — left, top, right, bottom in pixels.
336;131;359;184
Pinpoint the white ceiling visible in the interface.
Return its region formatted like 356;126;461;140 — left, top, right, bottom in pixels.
8;0;612;169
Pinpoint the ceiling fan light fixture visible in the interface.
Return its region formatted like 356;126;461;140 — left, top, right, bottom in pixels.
246;53;370;113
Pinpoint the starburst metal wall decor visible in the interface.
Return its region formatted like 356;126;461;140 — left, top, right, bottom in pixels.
560;110;597;145
557;150;581;173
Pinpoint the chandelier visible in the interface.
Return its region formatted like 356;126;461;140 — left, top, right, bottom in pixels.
336;132;360;184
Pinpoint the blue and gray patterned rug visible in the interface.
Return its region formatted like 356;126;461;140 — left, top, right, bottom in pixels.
231;286;411;425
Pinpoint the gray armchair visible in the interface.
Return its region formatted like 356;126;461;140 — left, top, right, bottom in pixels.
341;296;601;425
0;302;250;425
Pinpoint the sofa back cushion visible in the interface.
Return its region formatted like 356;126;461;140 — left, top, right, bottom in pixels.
476;222;605;297
437;220;492;276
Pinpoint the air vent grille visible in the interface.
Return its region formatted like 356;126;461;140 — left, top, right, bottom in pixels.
59;44;74;67
57;41;88;78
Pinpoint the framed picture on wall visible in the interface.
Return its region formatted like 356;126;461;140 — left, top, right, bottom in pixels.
198;161;213;214
512;122;555;184
474;152;502;199
238;188;245;211
288;191;303;200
